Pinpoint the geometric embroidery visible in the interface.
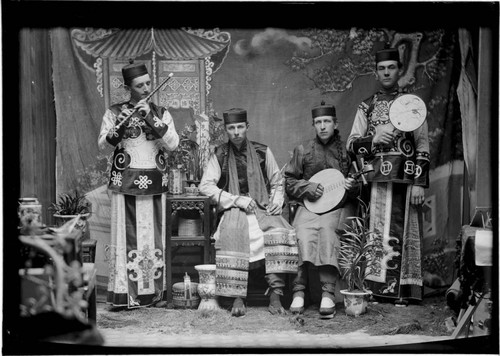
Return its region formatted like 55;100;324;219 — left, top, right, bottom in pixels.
414;165;422;178
358;147;369;155
134;175;153;189
111;171;123;186
380;161;393;175
153;116;163;128
403;161;415;175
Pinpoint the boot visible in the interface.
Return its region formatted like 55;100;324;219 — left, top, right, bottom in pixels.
267;288;287;316
319;291;336;319
231;297;246;317
289;291;305;314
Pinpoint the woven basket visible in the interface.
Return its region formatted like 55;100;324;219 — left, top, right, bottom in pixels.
172;282;200;309
178;217;202;236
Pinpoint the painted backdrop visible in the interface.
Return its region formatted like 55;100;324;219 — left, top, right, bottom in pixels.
52;27;465;293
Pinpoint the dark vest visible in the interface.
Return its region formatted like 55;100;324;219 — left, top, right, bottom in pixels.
214;141;270;195
301;133;351;181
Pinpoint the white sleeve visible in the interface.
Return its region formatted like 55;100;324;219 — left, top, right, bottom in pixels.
160;110;179;151
199;154;240;210
98;109;117;151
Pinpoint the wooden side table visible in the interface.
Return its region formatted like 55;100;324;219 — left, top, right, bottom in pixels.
165;194;213;304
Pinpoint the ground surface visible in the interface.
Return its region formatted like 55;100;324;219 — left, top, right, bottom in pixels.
97;295;455;338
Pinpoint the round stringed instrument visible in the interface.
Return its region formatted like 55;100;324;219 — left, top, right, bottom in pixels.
303;164;374;214
303;169;347;214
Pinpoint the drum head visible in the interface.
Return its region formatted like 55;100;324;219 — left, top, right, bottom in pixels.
389;94;427;132
304;169;346;214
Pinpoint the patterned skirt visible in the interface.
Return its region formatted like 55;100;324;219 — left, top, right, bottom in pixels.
106;192;166;308
365;182;423;302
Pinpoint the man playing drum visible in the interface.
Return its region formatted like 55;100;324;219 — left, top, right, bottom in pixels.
284;102;359;318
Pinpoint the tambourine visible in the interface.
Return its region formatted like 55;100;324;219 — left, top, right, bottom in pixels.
389;94;427;132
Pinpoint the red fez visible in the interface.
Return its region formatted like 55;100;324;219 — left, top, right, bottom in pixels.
312;101;336;119
375;48;401;65
122;60;148;85
223;108;247;124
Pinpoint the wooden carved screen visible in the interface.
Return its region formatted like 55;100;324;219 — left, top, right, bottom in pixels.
105;58;205;116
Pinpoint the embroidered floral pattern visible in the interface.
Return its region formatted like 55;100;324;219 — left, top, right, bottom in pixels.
153;116;164;128
108;127;120;138
126;244;164;290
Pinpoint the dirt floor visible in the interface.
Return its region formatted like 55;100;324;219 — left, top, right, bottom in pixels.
96;294;455;338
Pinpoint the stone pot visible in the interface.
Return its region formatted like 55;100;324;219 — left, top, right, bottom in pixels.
194;264;219;311
340;289;372;317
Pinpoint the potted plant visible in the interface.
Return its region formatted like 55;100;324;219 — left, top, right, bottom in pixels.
49;190;92;235
338;198;380;317
167;124;199;194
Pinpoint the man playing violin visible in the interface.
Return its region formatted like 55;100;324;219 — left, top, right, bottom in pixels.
284;102;359;319
98;61;179;309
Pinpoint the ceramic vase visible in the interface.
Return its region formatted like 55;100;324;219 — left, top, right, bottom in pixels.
18;197;43;229
340;289;372;317
194;264;219;310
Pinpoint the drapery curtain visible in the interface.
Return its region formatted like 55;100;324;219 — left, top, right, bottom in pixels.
51;27;468;290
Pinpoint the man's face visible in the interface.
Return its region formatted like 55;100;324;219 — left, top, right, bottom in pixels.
225;122;249;146
376;60;401;89
313;116;336;141
127;74;151;103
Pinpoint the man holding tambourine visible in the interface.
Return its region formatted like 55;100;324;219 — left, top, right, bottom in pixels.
284;102;360;319
346;48;430;305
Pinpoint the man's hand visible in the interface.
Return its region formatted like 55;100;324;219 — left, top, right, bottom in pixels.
117;108;134;125
134;99;151;117
235;196;256;213
309;183;324;201
410;185;425;206
266;202;282;216
373;125;395;146
344;177;357;192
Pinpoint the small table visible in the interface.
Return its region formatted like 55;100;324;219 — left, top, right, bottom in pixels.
165;194;214;304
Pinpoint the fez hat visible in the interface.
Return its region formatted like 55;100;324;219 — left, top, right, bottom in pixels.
312;101;336;119
223;108;247;124
122;60;148;84
375;48;401;65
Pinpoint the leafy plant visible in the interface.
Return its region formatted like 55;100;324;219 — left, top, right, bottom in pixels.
338;198;381;292
166;124;199;174
49;190;92;216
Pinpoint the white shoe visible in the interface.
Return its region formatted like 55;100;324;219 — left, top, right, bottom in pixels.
320;296;335;309
290;293;304;314
319;295;336;319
